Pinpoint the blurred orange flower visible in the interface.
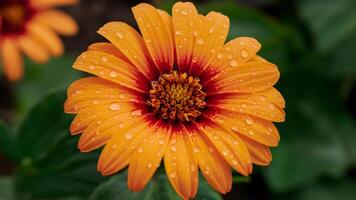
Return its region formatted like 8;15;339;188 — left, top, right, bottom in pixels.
64;2;285;199
0;0;78;81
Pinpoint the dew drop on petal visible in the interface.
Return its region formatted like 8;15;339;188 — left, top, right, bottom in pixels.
197;38;204;45
137;147;144;153
181;10;188;15
248;130;255;135
193;147;200;153
216;53;224;59
89;65;95;70
147;162;153;168
241;50;249;58
125;132;133;140
245;118;253;125
131;109;142;116
158;139;165;145
109;71;118;78
116;31;124;39
102;56;108;62
109;103;121;111
175;30;182;35
171;145;177;152
170;171;177;178
230;59;238;67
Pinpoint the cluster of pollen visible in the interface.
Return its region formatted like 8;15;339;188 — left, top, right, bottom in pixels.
148;71;206;122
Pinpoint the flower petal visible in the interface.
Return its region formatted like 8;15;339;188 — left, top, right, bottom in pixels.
132;3;174;73
27;21;64;56
164;126;198;199
205;61;280;94
73;50;149;93
209;92;285;122
206;37;261;72
240;135;272;166
88;42;131;63
30;0;79;9
97;115;153;175
190;12;229;75
33;10;78;36
190;130;232;194
255;87;285;108
128;121;171;192
0;38;23;81
172;2;199;72
208;110;280;146
17;34;49;63
196;119;252;176
98;22;157;80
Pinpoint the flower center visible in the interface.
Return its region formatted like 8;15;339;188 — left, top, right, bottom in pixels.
147;71;206;122
0;3;27;34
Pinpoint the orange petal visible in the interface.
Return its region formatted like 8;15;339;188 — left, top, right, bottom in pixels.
172;2;199;72
190;131;232;194
98;22;157;80
17;34;49;63
208;110;280;146
97;115;152;175
205;61;280;94
27;21;64;56
78;108;138;152
255;87;285;108
164;127;198;199
33;10;78;36
157;9;174;46
0;38;23;81
197;120;252;176
30;0;79;9
240;135;272;166
132;3;174;73
206;37;261;72
73;50;148;93
128;121;171;192
88;42;131;63
210;93;285;122
191;12;229;75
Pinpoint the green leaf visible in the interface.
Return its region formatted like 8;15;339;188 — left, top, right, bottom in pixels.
0;121;19;161
298;0;356;53
90;170;222;200
0;176;15;200
264;70;356;192
14;90;107;199
292;179;356;200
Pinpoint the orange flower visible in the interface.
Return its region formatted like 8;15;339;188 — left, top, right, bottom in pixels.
0;0;78;81
64;2;285;199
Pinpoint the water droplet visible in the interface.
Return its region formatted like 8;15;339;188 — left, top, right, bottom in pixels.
171;145;177;152
109;103;121;111
158;139;165;145
137;147;144;153
89;65;95;70
147;162;153;168
216;53;223;59
208;147;214;152
102;56;108;62
268;104;275;110
259;96;267;101
125;132;133;140
112;144;117;149
131;110;142;116
241;50;249;58
197;38;204;45
181;10;188;15
170;171;177;178
116;31;124;39
170;138;177;144
241;103;248;108
232;159;238;165
245;118;253;125
193;147;200;153
230;59;238;67
193;30;198;36
109;71;118;78
231;126;239;131
175;30;182;35
209;27;214;33
248;130;255;135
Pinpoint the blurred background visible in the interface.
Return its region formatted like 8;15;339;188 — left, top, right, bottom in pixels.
1;0;356;199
